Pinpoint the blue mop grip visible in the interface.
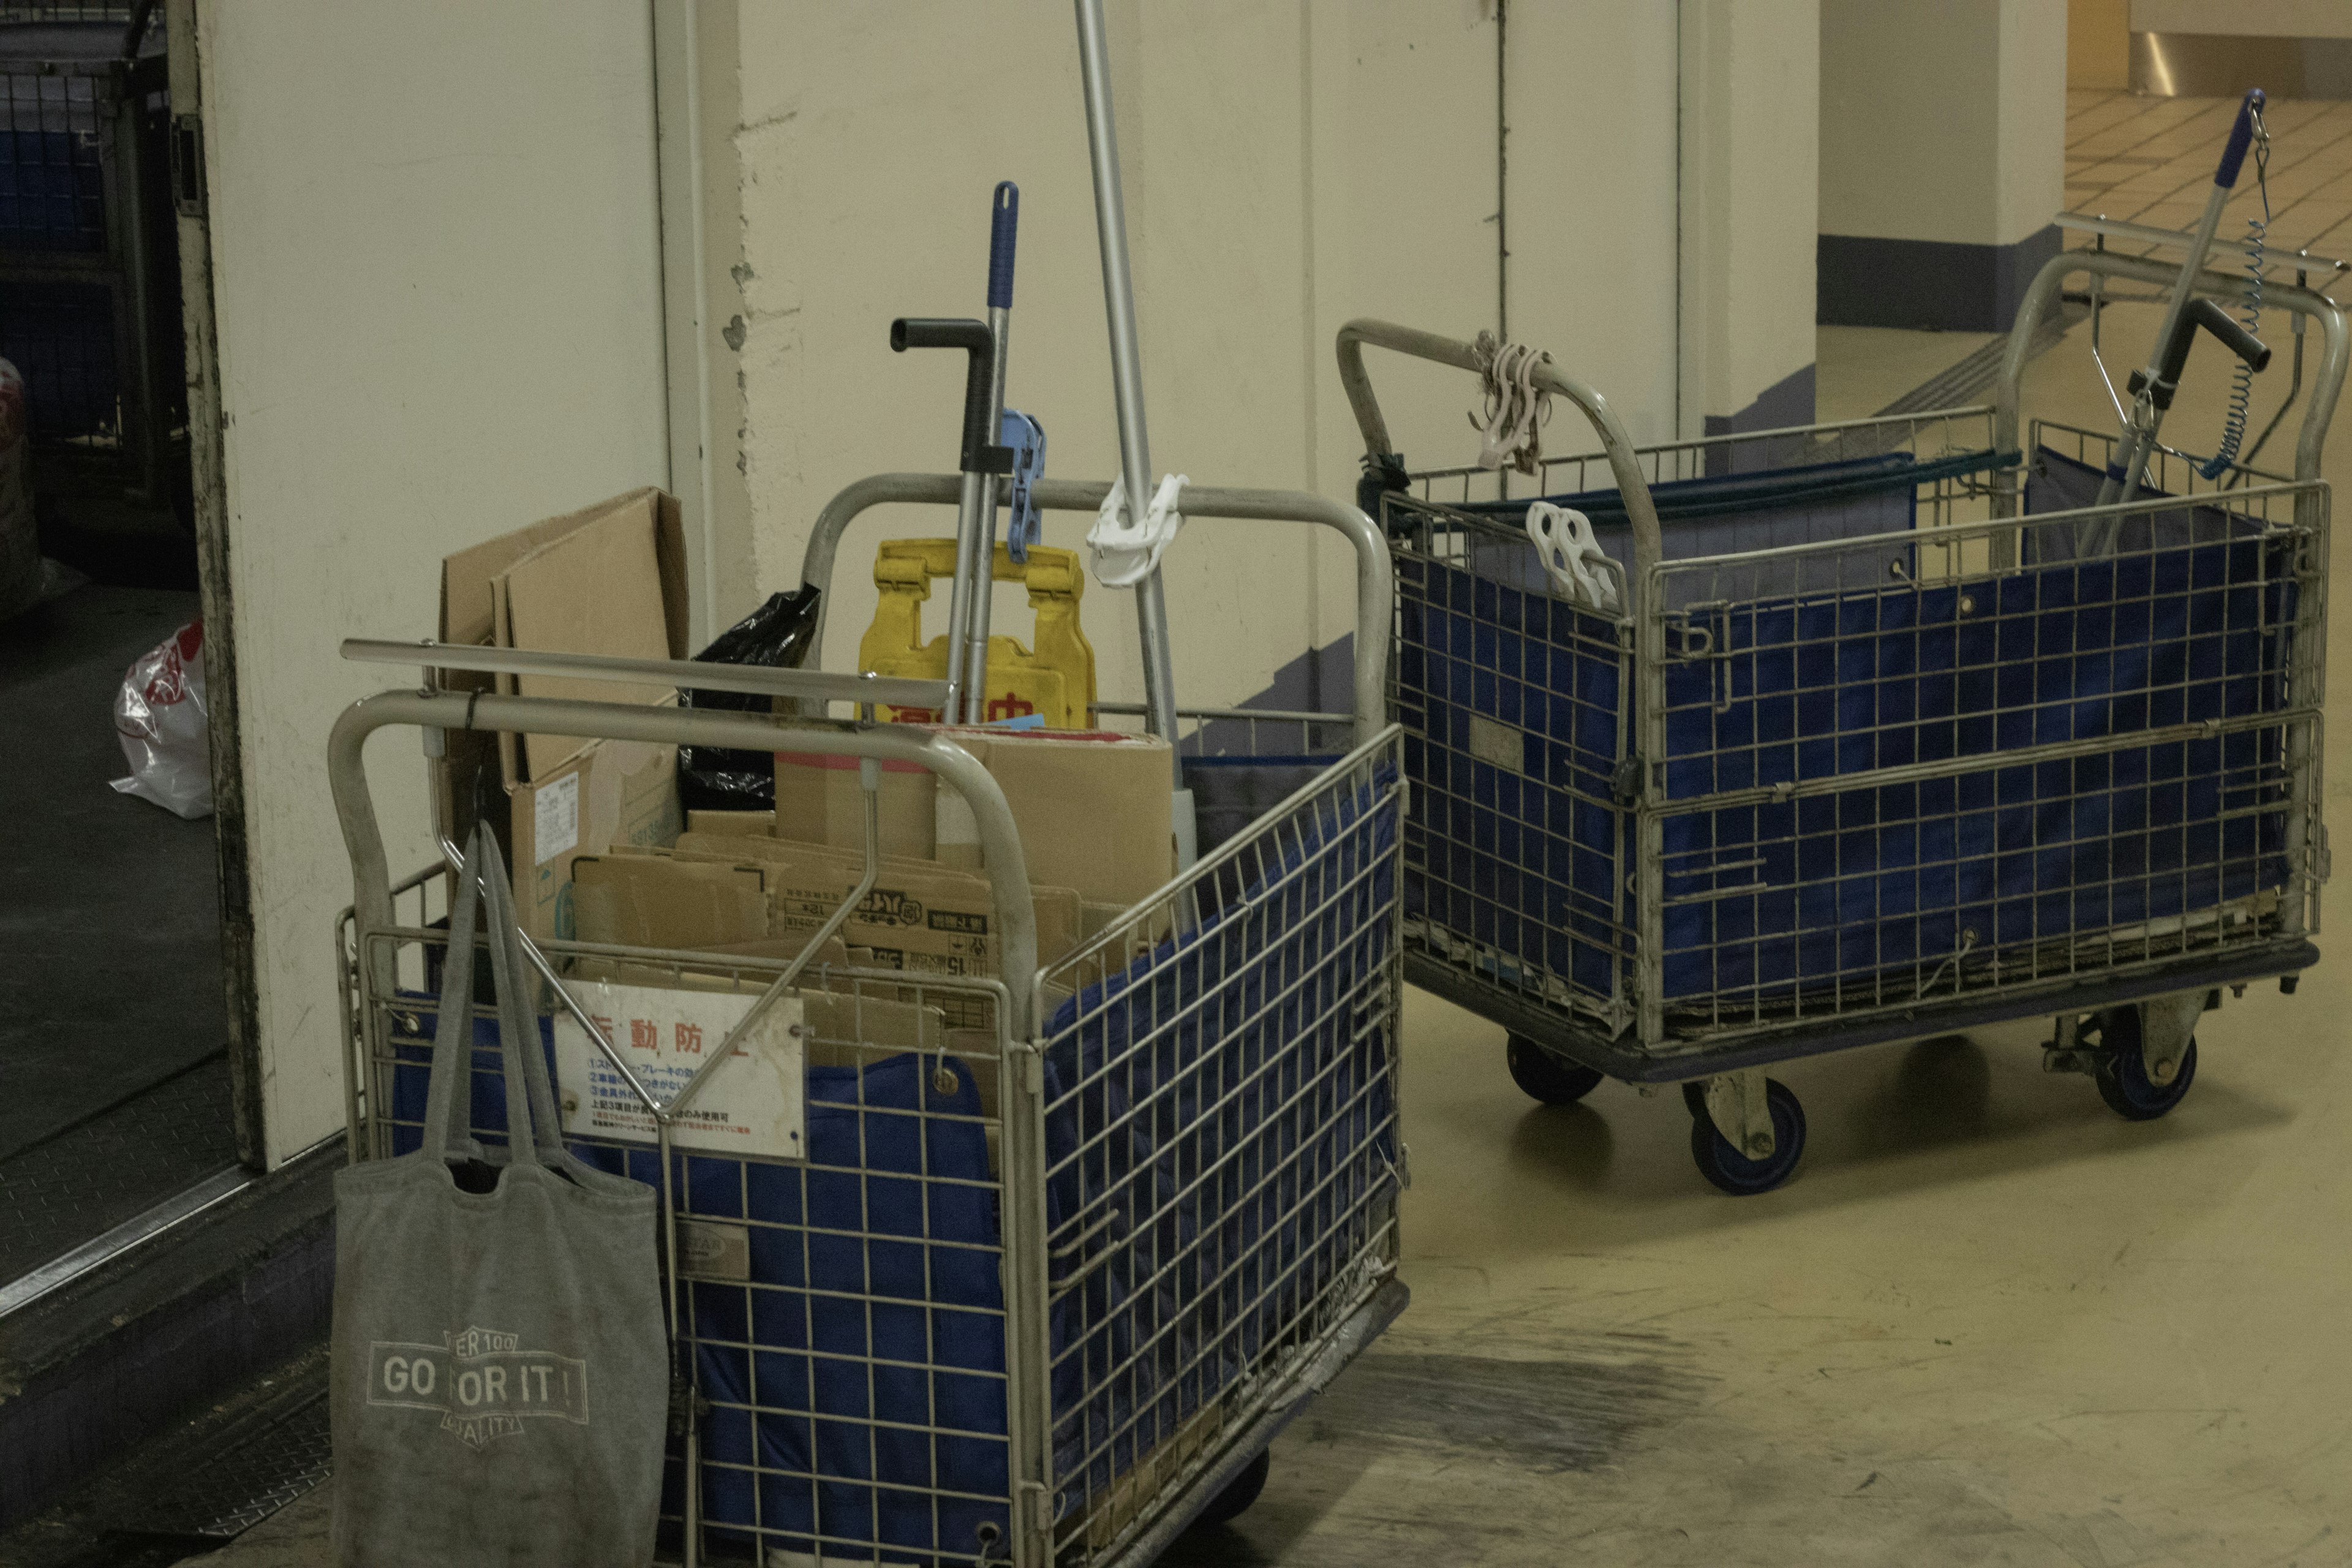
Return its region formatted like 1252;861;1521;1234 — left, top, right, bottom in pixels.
987;182;1019;309
2215;88;2266;187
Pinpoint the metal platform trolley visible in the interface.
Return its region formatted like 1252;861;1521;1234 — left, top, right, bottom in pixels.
1340;105;2339;1195
330;481;1404;1566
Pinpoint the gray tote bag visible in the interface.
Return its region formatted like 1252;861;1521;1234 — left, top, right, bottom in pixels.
331;824;668;1567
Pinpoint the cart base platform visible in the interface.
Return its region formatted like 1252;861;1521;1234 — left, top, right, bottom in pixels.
1409;940;2320;1084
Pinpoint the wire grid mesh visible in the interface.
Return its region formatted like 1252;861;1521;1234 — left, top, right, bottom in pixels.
1385;412;2325;1056
341;874;1028;1566
2;62;122;444
0;3;134;21
1036;733;1404;1559
2;66;108;249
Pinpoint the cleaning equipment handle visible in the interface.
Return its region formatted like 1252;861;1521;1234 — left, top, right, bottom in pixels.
2158;298;2272;392
1074;0;1196;869
987;181;1018;310
2216;87;2266;189
889;318;1009;477
2091;87;2268;538
966;182;1022;723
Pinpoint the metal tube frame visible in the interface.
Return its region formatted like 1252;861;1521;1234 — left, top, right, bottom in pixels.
1337;293;2337;1061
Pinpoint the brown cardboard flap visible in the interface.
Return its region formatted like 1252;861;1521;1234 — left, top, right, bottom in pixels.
571;854;769;950
666;832;1083;980
508;737;682;941
773;751;937;859
688;810;778;838
934;728;1177;910
495;490;675;780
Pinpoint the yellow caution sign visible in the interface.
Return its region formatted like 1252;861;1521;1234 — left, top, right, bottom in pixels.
856;540;1096;726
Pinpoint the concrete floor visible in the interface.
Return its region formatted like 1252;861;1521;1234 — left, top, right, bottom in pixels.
206;91;2352;1568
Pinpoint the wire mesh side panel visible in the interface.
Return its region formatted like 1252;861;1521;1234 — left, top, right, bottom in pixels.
1036;735;1404;1561
1650;477;2326;1041
2;64;121;443
346;916;1023;1567
1387;494;1634;1030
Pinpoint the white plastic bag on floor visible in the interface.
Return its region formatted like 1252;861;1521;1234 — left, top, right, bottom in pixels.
111;620;214;819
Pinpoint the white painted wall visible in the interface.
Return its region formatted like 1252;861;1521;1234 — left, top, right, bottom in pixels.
198;0;671;1164
718;2;1766;712
1820;0;2065;249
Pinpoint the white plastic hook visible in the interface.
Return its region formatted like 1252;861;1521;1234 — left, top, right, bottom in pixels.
1469;331;1554;475
1524;502;1616;612
1087;471;1189;588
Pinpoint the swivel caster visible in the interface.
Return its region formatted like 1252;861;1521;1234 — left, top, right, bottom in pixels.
1507;1035;1605;1105
1686;1074;1807;1195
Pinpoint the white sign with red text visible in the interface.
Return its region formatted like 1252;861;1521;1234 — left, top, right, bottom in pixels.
551;981;805;1159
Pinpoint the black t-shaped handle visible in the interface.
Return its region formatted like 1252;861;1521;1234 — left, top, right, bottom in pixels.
890;317;1013;475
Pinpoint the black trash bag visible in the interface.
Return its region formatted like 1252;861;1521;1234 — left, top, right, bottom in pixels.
677;587;821;813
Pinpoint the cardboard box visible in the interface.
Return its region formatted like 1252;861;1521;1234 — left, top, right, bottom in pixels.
509;735;683;940
570;853;770;950
940;728;1175;911
437;488;693;934
672;831;1083;982
439;486;690;784
687;810;779;838
773;752;937;859
770;728;1177;914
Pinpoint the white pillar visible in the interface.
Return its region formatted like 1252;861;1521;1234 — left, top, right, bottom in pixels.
1678;0;1822;442
1818;0;2065;331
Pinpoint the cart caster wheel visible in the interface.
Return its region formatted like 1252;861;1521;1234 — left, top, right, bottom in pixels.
2094;1014;2198;1121
1193;1449;1271;1529
1507;1035;1605;1104
1687;1079;1806;1196
1680;1080;1708;1118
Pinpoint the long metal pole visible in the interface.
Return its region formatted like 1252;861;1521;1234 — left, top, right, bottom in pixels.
2094;89;2266;525
1073;0;1196;865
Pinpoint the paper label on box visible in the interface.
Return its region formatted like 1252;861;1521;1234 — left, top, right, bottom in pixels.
552;982;804;1159
534;771;581;864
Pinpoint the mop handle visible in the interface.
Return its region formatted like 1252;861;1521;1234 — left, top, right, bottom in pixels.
2097;89;2266;513
988;181;1019;309
967;182;1021;721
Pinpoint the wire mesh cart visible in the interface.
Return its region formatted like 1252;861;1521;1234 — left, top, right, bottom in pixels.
1338;243;2338;1194
332;481;1405;1567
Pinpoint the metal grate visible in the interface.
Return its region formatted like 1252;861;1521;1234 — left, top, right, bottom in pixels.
123;1391;334;1539
1;67;110;251
1036;739;1403;1561
1387;409;2326;1055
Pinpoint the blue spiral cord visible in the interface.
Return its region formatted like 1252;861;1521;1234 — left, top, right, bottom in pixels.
2200;125;2270;480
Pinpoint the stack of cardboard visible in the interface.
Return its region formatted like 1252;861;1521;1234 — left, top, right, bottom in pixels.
436;489;1183;988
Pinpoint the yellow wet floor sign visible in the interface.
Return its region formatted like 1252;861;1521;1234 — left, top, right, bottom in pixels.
857;540;1096;726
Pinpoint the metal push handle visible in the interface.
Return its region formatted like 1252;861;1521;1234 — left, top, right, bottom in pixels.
793;473;1395;747
328;669;1043;1042
1332;317;1668;592
1994;248;2347;489
341;637;951;712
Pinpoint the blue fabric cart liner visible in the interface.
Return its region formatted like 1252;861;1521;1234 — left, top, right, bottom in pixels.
385;766;1398;1558
1453;448;2005;610
1400;447;2300;1019
1036;767;1398;1512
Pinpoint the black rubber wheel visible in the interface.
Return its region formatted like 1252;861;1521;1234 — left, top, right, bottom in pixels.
1688;1078;1807;1196
1680;1080;1709;1118
1193;1449;1271;1529
1507;1035;1605;1104
2094;1008;2198;1121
